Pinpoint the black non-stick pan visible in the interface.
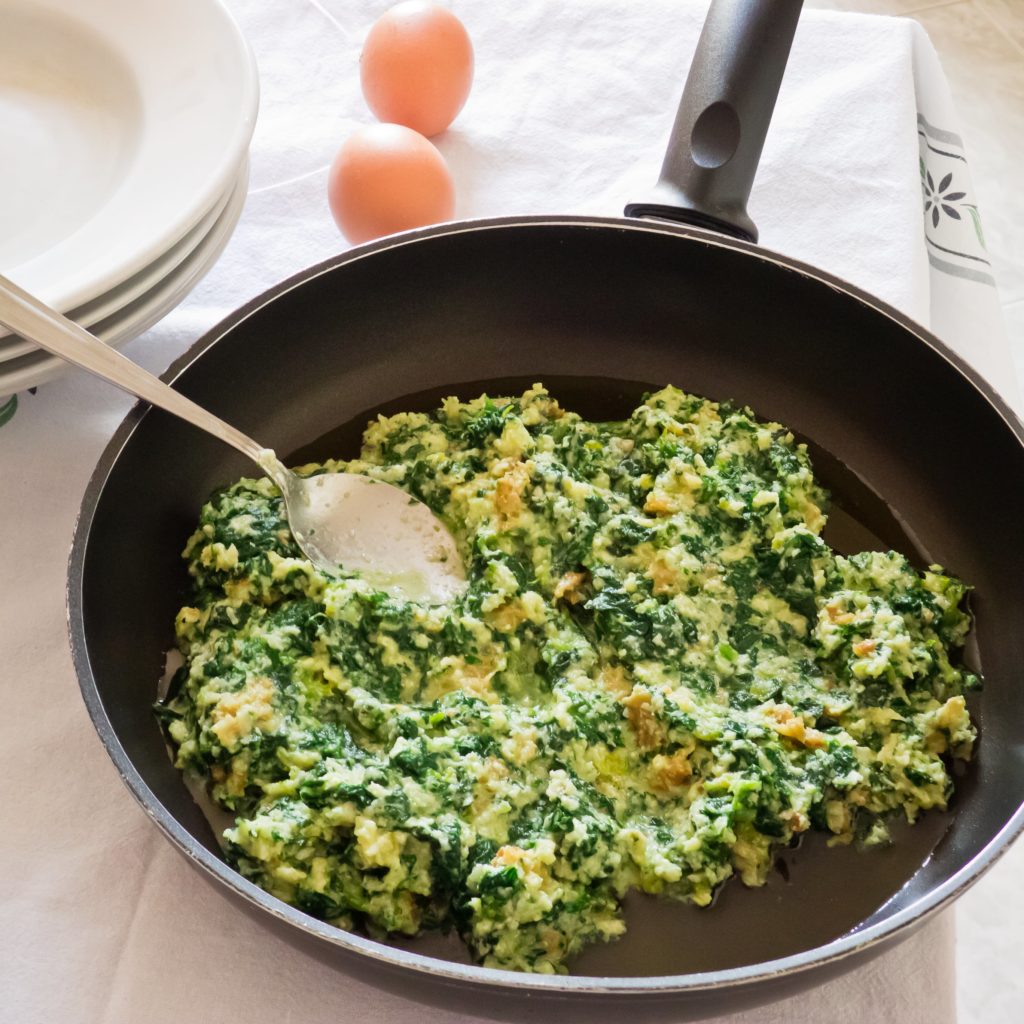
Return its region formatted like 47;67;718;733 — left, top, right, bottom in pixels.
68;1;1024;1020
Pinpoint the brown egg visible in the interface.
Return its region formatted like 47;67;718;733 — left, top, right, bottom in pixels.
327;123;455;244
360;2;474;138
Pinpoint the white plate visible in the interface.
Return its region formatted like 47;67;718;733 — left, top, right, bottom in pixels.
0;174;236;359
0;0;257;313
0;160;249;395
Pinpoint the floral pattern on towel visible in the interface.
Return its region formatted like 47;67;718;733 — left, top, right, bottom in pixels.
918;114;995;288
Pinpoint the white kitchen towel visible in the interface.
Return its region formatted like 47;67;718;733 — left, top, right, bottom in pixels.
0;2;1015;1023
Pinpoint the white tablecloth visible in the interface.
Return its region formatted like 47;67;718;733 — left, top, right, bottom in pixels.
1;2;1016;1022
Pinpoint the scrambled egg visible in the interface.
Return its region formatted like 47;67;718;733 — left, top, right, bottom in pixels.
161;385;978;973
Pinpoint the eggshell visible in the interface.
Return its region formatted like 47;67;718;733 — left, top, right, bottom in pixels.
327;123;455;244
360;2;474;138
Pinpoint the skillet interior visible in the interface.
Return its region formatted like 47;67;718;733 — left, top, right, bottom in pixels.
71;219;1024;1009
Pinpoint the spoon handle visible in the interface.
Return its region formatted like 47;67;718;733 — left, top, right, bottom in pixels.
0;273;267;467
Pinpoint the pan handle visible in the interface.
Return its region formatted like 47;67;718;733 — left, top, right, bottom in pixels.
624;0;803;243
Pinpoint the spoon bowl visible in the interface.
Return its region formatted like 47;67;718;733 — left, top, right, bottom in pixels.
267;456;466;603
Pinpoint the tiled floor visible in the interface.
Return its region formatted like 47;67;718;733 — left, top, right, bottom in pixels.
809;2;1024;1021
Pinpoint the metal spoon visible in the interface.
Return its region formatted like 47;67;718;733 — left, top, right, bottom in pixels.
0;273;466;604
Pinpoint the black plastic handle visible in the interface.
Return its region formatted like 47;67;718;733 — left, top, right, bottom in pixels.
625;0;803;243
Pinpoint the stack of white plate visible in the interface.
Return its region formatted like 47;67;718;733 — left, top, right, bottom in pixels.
0;0;258;394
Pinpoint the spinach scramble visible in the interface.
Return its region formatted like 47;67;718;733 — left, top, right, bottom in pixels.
162;385;978;973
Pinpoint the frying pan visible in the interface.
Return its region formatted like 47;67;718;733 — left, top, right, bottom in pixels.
68;0;1024;1020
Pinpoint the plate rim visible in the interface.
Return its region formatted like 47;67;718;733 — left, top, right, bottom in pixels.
0;170;238;359
0;0;258;315
0;158;249;394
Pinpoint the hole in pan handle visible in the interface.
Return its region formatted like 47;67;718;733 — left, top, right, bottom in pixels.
624;0;804;243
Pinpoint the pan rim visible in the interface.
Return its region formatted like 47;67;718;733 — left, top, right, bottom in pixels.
68;213;1024;997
